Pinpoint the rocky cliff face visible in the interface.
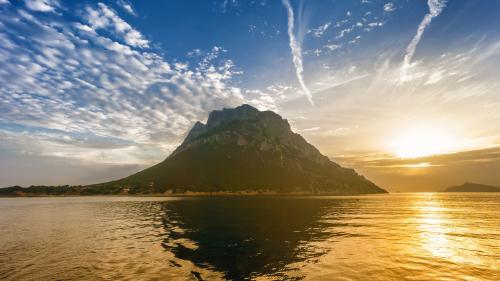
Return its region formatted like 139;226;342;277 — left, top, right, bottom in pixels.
109;104;387;194
174;104;326;163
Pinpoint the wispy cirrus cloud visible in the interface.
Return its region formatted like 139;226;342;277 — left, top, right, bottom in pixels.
308;22;330;38
304;6;389;57
282;0;313;106
400;0;447;81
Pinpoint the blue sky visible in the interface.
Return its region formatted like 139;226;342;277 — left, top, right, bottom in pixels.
1;0;500;190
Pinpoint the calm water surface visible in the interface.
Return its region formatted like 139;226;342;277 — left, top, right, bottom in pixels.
0;193;498;280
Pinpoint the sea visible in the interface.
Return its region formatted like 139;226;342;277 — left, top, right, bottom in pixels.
0;193;498;280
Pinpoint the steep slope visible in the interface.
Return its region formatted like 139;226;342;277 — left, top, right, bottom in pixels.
102;104;386;195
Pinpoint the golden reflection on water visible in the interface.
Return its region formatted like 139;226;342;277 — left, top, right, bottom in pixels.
413;193;483;265
0;195;498;280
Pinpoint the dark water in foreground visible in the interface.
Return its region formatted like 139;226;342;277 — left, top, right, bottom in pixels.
0;193;498;280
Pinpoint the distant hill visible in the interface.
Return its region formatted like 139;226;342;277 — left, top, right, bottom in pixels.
0;185;84;197
1;104;387;196
443;182;500;192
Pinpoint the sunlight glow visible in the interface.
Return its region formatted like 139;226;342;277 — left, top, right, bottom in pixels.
390;126;457;159
400;162;432;168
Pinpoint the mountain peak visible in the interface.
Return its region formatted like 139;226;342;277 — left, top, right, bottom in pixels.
182;104;291;146
206;104;260;129
106;105;387;195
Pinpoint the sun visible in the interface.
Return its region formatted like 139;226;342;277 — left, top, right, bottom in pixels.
390;126;457;159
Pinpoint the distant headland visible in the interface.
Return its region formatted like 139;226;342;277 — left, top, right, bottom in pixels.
442;182;500;192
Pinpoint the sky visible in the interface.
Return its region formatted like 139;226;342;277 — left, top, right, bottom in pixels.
1;0;500;191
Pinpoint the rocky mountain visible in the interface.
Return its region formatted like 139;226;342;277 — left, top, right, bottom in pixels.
443;182;500;192
98;104;386;195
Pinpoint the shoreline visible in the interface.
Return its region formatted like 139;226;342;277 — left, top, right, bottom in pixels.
2;191;499;198
0;191;390;198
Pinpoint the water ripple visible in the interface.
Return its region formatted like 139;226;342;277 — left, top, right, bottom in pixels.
0;194;498;280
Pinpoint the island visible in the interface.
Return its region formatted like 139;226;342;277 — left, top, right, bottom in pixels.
443;182;500;192
0;104;387;196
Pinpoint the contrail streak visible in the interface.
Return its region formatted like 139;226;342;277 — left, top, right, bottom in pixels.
282;0;314;105
401;0;446;79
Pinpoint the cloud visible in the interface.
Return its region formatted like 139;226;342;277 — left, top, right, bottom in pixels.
384;37;498;90
313;73;370;94
243;89;279;112
383;2;395;12
2;0;498;189
424;69;444;85
356;146;500;168
84;3;149;48
0;0;288;172
308;22;330;38
367;21;384;28
335;27;354;39
302;7;389;56
349;35;362;44
301;126;320;132
329;118;500;187
282;0;314;105
116;0;136;16
401;0;447;81
323;44;341;52
0;3;274;172
221;0;238;13
24;0;59;12
339;146;500;191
